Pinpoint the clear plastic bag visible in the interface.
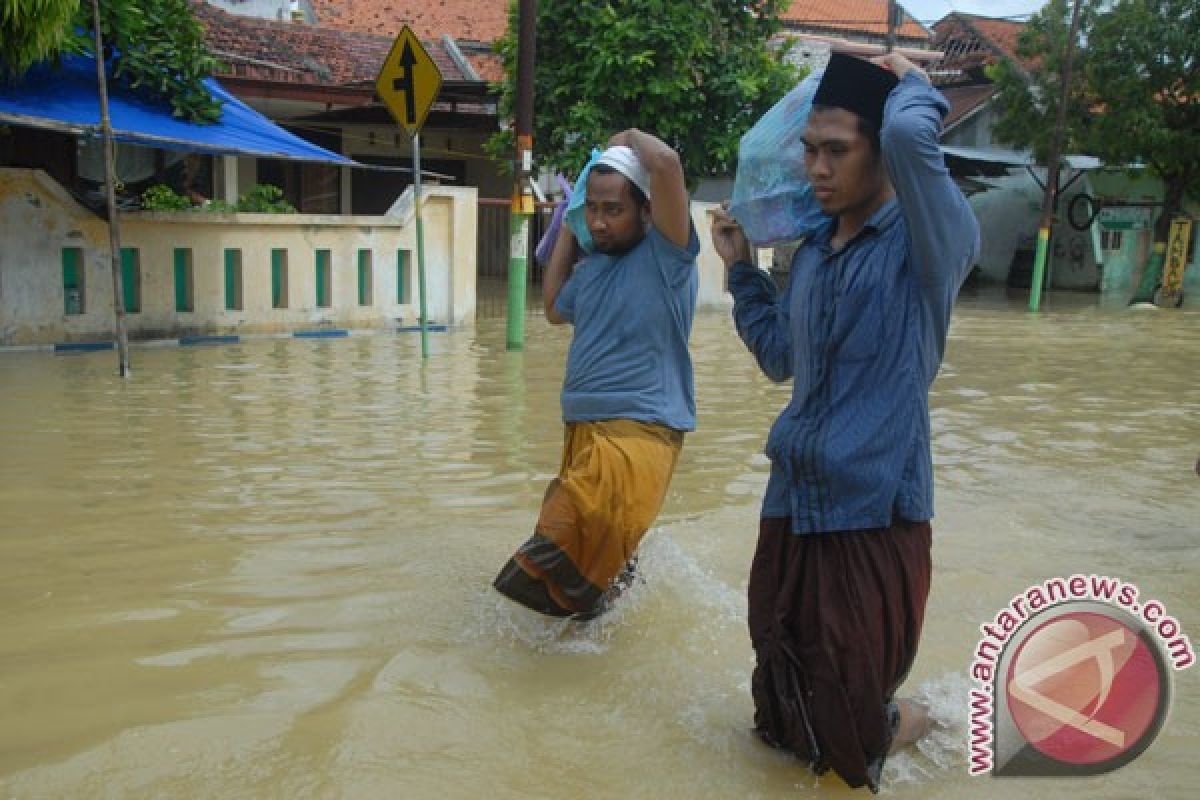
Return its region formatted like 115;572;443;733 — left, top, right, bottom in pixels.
729;71;829;246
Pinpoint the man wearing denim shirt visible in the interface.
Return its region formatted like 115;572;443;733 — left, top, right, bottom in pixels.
711;52;980;792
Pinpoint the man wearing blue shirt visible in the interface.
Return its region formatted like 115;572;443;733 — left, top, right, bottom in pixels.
494;128;699;620
711;53;980;791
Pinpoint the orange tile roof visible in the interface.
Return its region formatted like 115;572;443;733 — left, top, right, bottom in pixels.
308;0;510;43
962;15;1026;64
939;83;998;127
781;0;930;41
193;0;467;86
467;53;505;84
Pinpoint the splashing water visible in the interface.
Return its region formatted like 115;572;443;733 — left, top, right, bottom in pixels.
882;672;974;787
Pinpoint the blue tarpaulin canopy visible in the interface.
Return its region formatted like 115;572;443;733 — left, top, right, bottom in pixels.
0;54;356;166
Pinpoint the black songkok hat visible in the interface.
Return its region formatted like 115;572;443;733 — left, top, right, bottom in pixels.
812;53;899;132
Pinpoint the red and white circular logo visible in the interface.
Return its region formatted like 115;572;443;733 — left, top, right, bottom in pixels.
1005;610;1168;770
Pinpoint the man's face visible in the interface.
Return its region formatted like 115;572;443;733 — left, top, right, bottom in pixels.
585;171;649;255
802;108;888;220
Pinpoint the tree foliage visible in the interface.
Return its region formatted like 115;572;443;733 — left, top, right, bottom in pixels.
1085;0;1199;218
987;0;1099;164
0;0;79;78
989;0;1199;239
0;0;222;124
486;0;800;187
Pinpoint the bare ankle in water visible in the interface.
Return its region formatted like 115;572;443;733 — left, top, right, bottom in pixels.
889;698;933;753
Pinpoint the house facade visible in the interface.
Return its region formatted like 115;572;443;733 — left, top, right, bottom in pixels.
929;12;1198;303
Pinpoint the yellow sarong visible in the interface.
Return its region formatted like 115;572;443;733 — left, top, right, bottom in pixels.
493;419;683;617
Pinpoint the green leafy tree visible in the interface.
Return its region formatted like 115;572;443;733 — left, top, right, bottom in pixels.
1085;0;1199;246
990;0;1198;267
0;0;79;78
987;0;1099;164
486;0;800;187
0;0;222;124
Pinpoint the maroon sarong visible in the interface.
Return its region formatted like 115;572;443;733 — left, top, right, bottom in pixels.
747;516;932;792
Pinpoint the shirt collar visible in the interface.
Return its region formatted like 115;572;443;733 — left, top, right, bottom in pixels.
814;197;901;251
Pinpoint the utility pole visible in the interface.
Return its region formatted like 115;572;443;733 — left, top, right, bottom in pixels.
506;0;536;351
1029;0;1084;312
886;0;897;53
91;0;131;376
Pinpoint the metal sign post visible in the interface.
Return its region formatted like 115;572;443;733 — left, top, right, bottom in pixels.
413;133;430;356
375;26;443;358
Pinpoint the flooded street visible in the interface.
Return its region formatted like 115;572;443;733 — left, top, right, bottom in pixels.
1;290;1197;799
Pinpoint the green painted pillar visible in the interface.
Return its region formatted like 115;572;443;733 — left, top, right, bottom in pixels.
1028;227;1051;312
506;208;529;351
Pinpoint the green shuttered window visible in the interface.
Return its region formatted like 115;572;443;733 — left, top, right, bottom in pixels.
120;248;140;313
174;248;194;312
396;250;410;304
62;247;84;315
358;249;372;306
224;249;243;311
316;249;332;308
271;248;288;309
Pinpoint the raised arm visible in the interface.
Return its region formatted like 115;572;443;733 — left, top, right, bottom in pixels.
542;218;578;324
873;55;980;326
609;128;691;249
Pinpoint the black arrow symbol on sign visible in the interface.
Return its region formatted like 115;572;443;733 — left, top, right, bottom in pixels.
392;41;418;124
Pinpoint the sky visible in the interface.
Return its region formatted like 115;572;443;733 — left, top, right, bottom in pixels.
899;0;1047;27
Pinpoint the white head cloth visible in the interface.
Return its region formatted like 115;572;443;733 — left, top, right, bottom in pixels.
595;145;651;199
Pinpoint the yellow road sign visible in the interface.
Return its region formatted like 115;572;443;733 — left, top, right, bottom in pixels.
375;26;443;136
1161;216;1193;301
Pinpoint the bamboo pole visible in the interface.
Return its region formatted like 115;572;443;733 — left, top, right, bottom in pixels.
91;0;131;375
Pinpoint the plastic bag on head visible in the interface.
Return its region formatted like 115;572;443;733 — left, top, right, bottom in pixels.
534;174;574;268
565;148;605;254
729;70;829;247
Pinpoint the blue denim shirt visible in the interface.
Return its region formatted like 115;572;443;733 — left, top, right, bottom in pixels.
728;74;980;534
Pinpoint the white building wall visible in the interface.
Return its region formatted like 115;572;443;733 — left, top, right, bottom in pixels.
0;169;477;346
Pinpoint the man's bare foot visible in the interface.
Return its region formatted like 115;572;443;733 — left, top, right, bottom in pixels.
889;698;933;753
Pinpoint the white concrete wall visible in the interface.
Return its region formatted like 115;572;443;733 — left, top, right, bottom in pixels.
691;202;735;311
0;169;477;346
964;173;1042;284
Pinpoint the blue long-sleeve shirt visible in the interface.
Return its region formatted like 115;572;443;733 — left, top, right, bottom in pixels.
728;73;980;534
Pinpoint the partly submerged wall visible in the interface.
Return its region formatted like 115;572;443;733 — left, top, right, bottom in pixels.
0;168;477;346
